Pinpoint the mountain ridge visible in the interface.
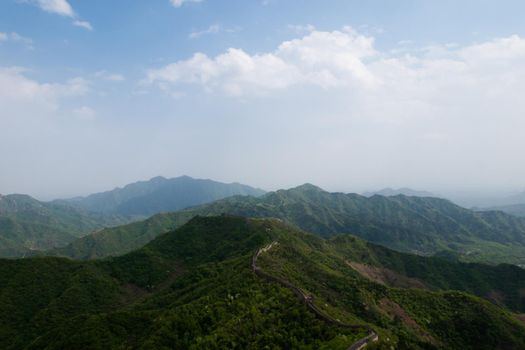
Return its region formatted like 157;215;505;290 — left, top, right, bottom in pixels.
50;184;525;266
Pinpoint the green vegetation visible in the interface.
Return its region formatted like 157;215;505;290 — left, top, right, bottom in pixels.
49;211;195;259
0;176;264;258
55;184;525;266
0;194;129;257
1;216;524;349
256;229;525;349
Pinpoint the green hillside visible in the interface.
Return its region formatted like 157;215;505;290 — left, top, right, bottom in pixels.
49;211;195;259
0;194;128;257
53;184;525;265
2;216;524;349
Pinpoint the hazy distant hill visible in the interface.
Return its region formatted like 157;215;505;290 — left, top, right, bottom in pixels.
500;190;525;206
480;191;525;216
451;190;525;209
363;187;435;197
53;184;525;265
62;175;266;216
483;204;525;218
0;194;127;257
4;217;525;349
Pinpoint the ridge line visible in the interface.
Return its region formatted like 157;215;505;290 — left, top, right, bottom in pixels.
252;241;379;350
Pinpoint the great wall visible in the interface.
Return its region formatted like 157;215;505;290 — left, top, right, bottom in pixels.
252;242;379;350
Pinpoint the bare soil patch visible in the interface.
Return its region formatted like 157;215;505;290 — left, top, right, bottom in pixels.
347;261;427;289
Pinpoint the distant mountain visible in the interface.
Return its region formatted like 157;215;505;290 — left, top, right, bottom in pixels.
363;187;435;197
502;190;525;206
0;194;127;257
483;204;525;218
0;176;264;258
450;189;525;209
62;175;266;216
52;183;525;265
4;216;525;349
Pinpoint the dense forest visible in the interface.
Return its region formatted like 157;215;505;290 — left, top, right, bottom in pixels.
1;216;524;349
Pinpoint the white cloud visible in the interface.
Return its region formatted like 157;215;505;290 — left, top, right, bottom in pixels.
24;0;93;30
0;67;89;112
189;24;220;39
0;32;34;49
147;27;377;95
31;0;74;17
73;20;93;31
146;27;525;114
170;0;202;8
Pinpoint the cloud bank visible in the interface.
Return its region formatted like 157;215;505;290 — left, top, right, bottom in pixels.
148;27;377;94
147;27;525;100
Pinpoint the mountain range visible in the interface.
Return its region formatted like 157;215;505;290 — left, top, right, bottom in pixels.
2;216;524;349
0;176;265;258
51;183;525;266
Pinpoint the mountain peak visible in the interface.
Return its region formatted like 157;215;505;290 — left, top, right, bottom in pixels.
149;176;168;182
174;175;194;181
291;183;326;192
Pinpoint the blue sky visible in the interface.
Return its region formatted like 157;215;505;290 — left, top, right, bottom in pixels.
2;0;525;198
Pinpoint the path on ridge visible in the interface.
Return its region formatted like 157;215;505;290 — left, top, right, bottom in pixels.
252;241;379;350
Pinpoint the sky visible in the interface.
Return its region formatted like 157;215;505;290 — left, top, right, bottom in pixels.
2;0;525;199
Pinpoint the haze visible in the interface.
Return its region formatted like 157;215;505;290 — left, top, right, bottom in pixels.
1;0;525;200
